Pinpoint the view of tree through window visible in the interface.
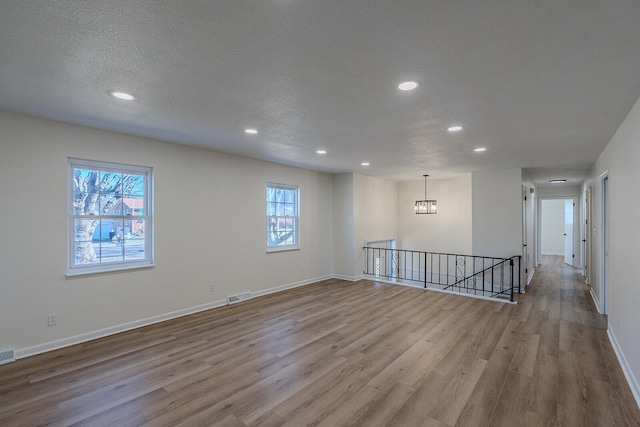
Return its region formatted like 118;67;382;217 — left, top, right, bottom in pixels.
68;158;153;274
266;183;299;250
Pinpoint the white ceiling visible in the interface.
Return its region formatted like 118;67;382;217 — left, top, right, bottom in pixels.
1;1;639;185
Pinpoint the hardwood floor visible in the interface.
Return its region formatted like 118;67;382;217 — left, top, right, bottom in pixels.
1;256;639;426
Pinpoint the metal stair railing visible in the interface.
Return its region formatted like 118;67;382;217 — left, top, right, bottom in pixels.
362;247;521;302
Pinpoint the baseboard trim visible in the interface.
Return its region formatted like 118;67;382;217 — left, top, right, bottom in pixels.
590;288;603;314
16;299;228;359
527;268;535;285
333;274;363;282
607;328;640;409
16;274;333;360
253;275;333;298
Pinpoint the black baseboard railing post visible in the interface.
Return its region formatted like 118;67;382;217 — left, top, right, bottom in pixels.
424;251;427;288
510;257;514;302
518;255;522;294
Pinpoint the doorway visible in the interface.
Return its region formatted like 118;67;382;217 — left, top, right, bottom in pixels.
564;199;574;266
584;187;592;284
601;173;610;314
522;186;532;286
539;197;579;267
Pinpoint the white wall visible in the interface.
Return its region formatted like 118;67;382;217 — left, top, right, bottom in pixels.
353;173;398;278
397;174;472;254
540;199;566;255
472;168;523;258
537;185;581;198
0;111;334;355
588;95;640;404
332;173;354;279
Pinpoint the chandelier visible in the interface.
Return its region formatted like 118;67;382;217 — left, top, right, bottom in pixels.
415;174;437;214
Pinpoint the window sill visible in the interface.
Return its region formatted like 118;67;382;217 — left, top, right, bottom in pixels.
266;246;300;253
66;263;155;277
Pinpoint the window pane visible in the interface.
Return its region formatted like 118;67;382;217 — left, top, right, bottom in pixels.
267;216;297;247
122;218;145;238
124;237;145;260
267;217;280;247
100;170;122;194
74;218;100;242
103;218;125;263
283;202;295;216
122;195;145;216
127;218;146;237
74;241;100;265
284;217;294;230
100;240;124;264
284;190;294;203
110;218;125;241
123;173;145;196
73;168;98;194
74;193;100;215
266;202;276;216
100;194;121;215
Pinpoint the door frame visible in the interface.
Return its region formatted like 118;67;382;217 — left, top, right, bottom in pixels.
536;195;581;267
600;171;610;315
584;186;592;285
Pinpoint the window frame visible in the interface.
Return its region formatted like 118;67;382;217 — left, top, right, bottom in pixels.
67;158;154;276
266;182;300;252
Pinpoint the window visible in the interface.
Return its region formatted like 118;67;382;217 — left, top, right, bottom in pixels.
67;158;153;275
266;183;299;251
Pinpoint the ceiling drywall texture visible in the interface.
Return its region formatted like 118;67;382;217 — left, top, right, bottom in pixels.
1;1;639;185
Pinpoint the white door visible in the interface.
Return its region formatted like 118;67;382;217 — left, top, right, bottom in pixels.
522;186;529;286
584;188;592;284
602;175;609;314
564;199;574;266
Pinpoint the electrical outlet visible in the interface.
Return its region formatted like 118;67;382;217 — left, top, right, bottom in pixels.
616;318;621;327
48;313;57;326
210;284;215;292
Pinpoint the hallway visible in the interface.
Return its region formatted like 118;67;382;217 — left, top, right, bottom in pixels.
499;255;640;425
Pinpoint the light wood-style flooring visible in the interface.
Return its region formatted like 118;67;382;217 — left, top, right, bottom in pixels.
1;256;639;426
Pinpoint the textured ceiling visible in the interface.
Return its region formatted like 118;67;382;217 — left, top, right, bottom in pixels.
1;1;639;185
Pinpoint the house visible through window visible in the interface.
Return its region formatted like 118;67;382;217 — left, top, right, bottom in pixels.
266;183;299;251
68;158;154;275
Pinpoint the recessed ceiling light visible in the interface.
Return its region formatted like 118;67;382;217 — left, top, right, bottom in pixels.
245;129;258;134
316;150;327;154
361;162;370;166
549;179;567;183
474;147;487;152
398;81;419;91
448;126;463;132
109;91;135;101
